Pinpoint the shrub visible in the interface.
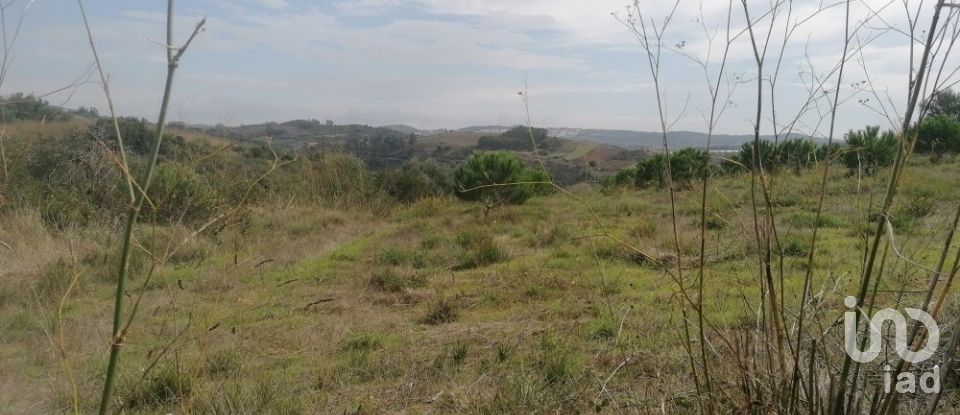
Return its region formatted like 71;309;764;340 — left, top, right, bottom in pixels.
453;151;551;210
634;153;667;188
455;230;508;269
143;163;222;223
6;133;124;227
299;152;383;208
378;160;453;203
600;167;636;191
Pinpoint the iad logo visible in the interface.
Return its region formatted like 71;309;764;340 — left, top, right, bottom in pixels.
843;296;941;394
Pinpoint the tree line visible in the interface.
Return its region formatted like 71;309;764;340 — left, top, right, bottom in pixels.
603;90;960;191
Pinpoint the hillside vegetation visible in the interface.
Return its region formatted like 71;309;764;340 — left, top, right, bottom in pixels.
2;116;960;413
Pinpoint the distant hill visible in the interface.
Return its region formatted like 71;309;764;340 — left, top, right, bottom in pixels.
380;124;420;135
202;119;415;168
462;125;807;149
550;128;762;149
381;124;449;136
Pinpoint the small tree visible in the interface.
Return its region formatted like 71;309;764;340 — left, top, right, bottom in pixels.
842;126;898;175
778;138;818;173
632;148;711;189
634;153;667;188
917;114;960;156
925;88;960;119
453;151;550;212
735;139;781;171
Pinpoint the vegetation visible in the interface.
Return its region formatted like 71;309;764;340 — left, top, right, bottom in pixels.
0;93;73;122
377;160;453;203
453;151;552;210
6;116;959;413
841;126;898;175
5;0;960;413
477;126;556;151
605;126;903;193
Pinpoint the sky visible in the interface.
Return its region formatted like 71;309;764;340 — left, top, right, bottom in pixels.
6;0;957;135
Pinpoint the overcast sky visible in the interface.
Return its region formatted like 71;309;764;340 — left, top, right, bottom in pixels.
7;0;955;135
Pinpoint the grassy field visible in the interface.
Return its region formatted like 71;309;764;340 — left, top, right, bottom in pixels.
2;149;959;413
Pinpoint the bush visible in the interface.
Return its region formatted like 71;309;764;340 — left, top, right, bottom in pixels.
143;163;222;223
634;153;667;188
600;167;636;191
453;151;551;209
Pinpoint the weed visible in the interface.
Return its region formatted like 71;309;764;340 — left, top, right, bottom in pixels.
785;211;844;228
205;349;240;376
124;365;192;409
495;343;512;363
450;340;469;365
455;230;507;269
901;188;937;218
339;332;384;353
375;247;409;266
589;317;617;341
421;297;459;325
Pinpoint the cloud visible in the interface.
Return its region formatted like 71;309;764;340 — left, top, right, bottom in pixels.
257;0;288;10
4;0;944;134
335;0;404;16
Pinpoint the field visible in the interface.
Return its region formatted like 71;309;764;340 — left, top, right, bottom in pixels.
3;139;959;413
